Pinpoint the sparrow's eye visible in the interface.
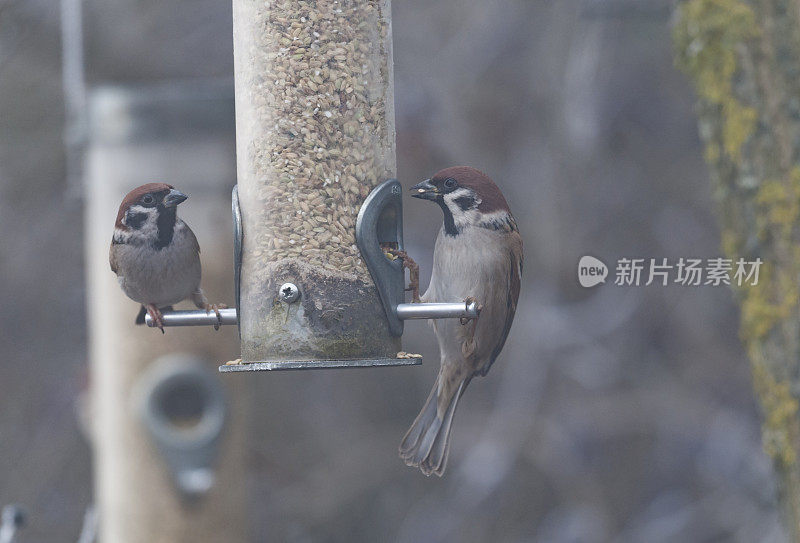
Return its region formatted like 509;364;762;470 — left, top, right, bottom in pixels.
141;194;155;205
444;178;457;189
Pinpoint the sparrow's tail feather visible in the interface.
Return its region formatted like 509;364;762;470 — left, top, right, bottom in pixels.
399;376;466;477
135;305;147;325
399;382;439;460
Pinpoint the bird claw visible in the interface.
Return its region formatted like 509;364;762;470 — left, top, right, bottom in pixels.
204;303;227;330
382;246;421;303
145;304;165;334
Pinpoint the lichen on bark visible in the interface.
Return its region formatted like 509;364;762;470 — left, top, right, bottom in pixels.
673;0;758;163
675;0;800;536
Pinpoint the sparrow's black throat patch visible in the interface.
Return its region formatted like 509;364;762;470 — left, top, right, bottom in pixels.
154;206;177;250
436;198;460;237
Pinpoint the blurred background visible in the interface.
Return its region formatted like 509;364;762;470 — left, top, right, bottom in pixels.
0;0;786;541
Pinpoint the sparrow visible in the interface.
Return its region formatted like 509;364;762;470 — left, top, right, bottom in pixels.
399;167;523;476
109;183;225;333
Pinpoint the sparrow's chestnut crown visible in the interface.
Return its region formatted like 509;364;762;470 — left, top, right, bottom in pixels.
410;166;511;214
115;183;187;228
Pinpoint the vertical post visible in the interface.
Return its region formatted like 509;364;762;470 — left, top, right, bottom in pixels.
232;0;402;366
59;0;87;198
675;0;800;537
85;84;248;543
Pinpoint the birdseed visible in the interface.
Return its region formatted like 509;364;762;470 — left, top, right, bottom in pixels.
234;0;396;285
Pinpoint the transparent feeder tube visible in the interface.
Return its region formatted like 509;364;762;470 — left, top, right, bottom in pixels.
233;0;400;362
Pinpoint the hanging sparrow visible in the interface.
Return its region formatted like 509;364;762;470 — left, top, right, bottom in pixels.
109;183;225;333
399;167;523;476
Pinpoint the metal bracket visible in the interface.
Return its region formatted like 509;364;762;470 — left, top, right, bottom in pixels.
232;184;242;336
355;179;405;336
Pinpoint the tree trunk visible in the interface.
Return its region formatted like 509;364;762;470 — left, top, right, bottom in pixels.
675;0;800;538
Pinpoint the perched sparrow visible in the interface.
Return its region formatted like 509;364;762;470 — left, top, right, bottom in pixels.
399;167;523;476
109;183;225;333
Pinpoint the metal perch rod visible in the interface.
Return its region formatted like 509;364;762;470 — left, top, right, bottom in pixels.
145;308;239;327
396;300;480;320
145;302;479;327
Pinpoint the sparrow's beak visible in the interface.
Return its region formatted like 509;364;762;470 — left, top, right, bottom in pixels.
410;179;438;200
163;189;188;208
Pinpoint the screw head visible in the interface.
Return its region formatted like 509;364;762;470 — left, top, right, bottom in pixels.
279;283;300;303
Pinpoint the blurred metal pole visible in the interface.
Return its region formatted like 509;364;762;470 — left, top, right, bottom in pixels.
0;506;25;543
84;82;248;543
59;0;87;198
75;505;97;543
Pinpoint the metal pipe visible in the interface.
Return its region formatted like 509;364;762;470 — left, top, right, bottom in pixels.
145;308;238;328
60;0;87;199
147;302;479;328
396;301;481;320
0;505;25;543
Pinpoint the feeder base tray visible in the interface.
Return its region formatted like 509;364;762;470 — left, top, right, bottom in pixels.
219;356;422;372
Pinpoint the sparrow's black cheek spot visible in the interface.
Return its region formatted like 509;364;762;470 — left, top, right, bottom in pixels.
454;195;475;211
125;211;147;229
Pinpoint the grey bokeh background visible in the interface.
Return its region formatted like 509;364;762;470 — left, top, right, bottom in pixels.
0;0;785;541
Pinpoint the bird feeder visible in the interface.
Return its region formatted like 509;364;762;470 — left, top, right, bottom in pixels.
147;0;479;370
230;0;407;370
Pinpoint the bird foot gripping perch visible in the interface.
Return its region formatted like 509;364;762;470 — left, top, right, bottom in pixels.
143;304;229;332
145;304;166;333
356;180;482;334
381;247;421;303
203;304;227;330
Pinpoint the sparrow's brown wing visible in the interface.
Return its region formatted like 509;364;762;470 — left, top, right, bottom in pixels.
478;231;523;376
186;222;201;255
